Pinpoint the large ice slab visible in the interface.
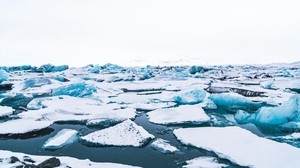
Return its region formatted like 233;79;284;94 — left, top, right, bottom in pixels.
0;119;52;134
174;126;300;168
81;120;154;147
183;157;227;168
52;82;96;97
147;105;210;125
235;95;300;126
173;89;207;105
43;129;78;150
0;150;139;168
150;138;178;154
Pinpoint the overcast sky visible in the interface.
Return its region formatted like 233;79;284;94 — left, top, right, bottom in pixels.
0;0;299;67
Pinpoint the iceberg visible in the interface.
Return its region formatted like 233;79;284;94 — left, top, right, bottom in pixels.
189;66;204;74
0;106;13;117
0;119;52;134
43;129;78;150
150;138;178;154
234;95;300;126
173;89;207;105
183;157;227;168
174;126;300;168
0;70;9;83
52;82;96;97
23;78;52;89
81;120;154;147
34;64;68;73
209;93;264;110
147;105;210;125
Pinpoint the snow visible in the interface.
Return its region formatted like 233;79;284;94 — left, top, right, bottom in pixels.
81;120;154;147
173;89;207;104
0;150;140;168
150;138;178;154
235;95;300;126
0;119;52;134
0;106;13;117
183;157;227;168
43;129;78;150
0;70;9;83
147;105;210;125
174;126;300;168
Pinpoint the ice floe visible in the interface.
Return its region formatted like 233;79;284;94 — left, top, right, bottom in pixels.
183;157;227;168
81;120;154;147
43;129;78;150
0;106;13;117
150;138;178;154
0;119;52;134
147;105;210;125
174;126;300;168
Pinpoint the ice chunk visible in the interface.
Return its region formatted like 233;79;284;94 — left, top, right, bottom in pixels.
183;157;227;168
0;70;9;83
52;82;96;97
150;138;178;154
34;64;68;73
51;65;69;72
209;93;263;110
89;64;101;74
23;78;52;89
81;120;154;147
0;106;13;117
173;89;207;105
147;105;210;125
43;129;78;150
260;81;278;90
189;66;204;74
235;95;300;126
174;126;300;168
0;119;52;134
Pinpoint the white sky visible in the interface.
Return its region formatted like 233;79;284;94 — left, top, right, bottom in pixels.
0;0;299;67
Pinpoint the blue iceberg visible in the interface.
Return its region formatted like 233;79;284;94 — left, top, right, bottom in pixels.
189;66;204;74
34;64;68;73
173;89;207;105
209;93;264;110
235;95;300;126
24;78;52;89
52;82;96;97
0;70;9;83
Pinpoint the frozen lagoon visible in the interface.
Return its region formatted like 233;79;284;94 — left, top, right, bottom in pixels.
1;63;300;167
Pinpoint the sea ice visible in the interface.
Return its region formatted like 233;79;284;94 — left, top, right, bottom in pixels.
174;126;300;168
43;129;78;150
81;120;154;147
147;105;210;125
150;138;178;154
173;89;207;105
0;119;52;134
183;157;227;168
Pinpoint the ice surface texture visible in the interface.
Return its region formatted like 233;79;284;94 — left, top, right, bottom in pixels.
43;129;78;150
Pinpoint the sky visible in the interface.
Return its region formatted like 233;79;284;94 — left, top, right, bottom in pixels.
0;0;299;67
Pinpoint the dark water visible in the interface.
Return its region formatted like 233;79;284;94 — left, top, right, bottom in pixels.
0;112;247;168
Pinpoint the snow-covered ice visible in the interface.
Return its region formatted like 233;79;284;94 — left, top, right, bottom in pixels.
43;129;78;150
174;126;300;168
0;119;52;134
147;105;210;125
183;157;227;168
81;120;154;147
150;138;178;154
0;106;13;117
172;89;207;104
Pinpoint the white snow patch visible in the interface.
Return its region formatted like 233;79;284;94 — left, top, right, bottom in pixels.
0;119;52;134
81;120;154;147
174;126;300;168
0;106;13;117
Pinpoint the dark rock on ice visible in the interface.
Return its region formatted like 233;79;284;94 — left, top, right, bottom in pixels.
37;157;60;168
